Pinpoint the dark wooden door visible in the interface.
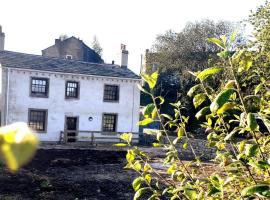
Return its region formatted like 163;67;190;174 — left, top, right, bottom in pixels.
65;116;78;142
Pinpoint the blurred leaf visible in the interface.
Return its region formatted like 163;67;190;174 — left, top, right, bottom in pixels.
177;127;185;139
137;118;154;126
0;122;39;171
187;84;201;97
120;133;133;144
195;106;210;119
197;67;223;81
184;188;197;200
207;38;226;49
245;144;259;157
193;93;207;108
134;187;148;200
247;113;258;131
210;89;235;114
217;102;236;114
143;104;155;118
132;177;143;191
224;80;236;89
241;184;270;197
141;71;158;90
113;143;127;147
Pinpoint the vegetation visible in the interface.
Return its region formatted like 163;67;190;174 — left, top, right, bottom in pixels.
119;2;270;199
0;122;38;172
92;35;103;57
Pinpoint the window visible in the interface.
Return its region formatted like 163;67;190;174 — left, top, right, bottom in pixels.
65;81;79;98
103;85;119;102
31;77;49;97
28;109;47;132
102;114;117;132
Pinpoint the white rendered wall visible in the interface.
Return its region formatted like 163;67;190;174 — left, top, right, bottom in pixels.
4;68;140;142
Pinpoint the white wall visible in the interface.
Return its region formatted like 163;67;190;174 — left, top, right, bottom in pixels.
4;68;141;142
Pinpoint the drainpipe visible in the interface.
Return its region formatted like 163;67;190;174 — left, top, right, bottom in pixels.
5;68;9;125
131;82;135;132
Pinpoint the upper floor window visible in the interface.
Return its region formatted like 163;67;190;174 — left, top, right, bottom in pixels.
103;85;119;102
30;77;49;97
65;81;79;99
28;109;47;132
102;113;117;132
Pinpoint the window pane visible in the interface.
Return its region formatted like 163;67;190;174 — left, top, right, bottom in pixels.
102;114;117;132
31;78;48;97
103;85;119;101
29;110;47;131
66;81;79;98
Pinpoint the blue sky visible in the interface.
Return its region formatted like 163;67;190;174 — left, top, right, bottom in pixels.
0;0;265;74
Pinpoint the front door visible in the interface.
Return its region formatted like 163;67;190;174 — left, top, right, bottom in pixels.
65;116;78;142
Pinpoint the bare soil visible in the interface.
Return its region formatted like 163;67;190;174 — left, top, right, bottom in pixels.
0;148;136;200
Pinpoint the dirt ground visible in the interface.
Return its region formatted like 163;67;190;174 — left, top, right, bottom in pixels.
0;148;137;200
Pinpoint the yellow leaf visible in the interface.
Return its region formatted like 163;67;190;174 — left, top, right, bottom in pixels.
0;122;39;171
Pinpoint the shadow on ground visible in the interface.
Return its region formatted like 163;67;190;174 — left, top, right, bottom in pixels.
0;149;136;200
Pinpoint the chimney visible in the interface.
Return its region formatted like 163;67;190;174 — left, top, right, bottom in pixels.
120;44;128;68
0;26;5;51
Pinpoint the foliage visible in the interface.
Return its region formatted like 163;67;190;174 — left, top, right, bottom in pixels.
92;35;103;57
120;33;270;199
0;122;39;171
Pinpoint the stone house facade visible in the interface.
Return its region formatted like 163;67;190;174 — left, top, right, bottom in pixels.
42;36;103;63
0;28;140;142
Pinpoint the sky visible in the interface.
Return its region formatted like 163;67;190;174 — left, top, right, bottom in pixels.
0;0;266;74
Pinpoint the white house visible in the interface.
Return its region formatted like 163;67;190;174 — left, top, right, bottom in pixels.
0;28;141;143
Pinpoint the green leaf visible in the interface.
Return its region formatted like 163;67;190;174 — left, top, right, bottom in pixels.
0;122;39;172
217;102;236;114
120;133;133;143
144;174;151;184
141;71;158;90
230;31;237;43
137;84;150;94
238;58;252;72
241;184;270;197
197;67;223;81
134;187;148;200
207;37;226;49
137;118;154;126
217;50;231;59
187;84;201;97
143;104;155;118
247;113;258;131
193;93;207;108
224;80;236;89
157;96;165;105
177;127;185;139
132;177;143;191
161;114;173;120
184;188;197;200
113;143;127;147
126;150;135;163
245;144;259;157
255;83;263;95
210;89;235;114
195;106;210;119
143;129;160;135
183;143;188;149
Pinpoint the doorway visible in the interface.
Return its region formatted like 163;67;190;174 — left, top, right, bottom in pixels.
65;116;78;142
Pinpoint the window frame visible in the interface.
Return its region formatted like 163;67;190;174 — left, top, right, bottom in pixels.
103;84;120;102
28;108;48;133
30;77;49;98
101;113;118;133
65;80;80;99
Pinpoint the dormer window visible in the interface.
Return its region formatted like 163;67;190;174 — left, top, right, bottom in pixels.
66;55;72;60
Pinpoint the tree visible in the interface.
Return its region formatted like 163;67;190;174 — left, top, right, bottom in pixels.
92;35;103;57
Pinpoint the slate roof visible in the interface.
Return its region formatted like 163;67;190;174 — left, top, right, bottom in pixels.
0;50;140;79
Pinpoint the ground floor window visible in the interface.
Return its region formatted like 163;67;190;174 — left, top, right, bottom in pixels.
102;114;117;132
28;109;47;132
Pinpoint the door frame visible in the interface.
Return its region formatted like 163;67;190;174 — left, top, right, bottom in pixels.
64;115;79;142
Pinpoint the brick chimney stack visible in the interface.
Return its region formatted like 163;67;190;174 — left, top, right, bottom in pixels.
120;44;128;68
0;25;5;51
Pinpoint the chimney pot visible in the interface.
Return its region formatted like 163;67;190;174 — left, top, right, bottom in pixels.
112;60;115;65
120;44;128;68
